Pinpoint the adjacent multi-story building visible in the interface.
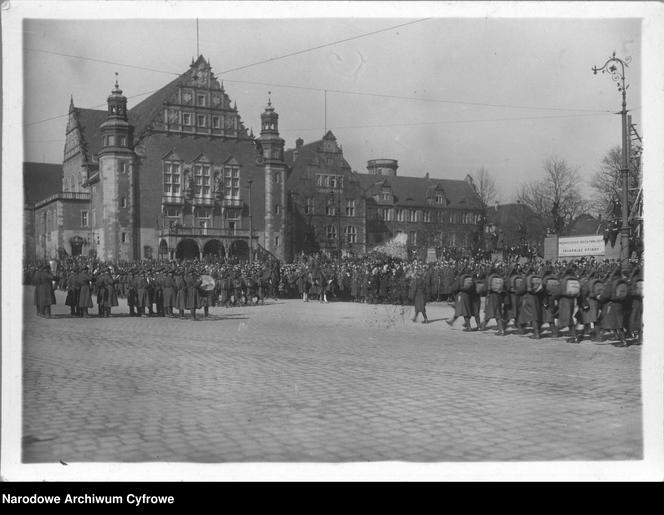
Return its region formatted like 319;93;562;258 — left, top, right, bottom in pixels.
24;55;483;263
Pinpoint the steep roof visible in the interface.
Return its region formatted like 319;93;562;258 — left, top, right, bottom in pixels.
24;162;63;206
128;75;182;140
357;173;483;209
76;108;107;164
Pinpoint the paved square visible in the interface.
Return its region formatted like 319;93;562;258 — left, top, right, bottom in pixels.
21;287;642;462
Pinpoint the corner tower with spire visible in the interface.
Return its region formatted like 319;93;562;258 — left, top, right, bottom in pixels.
258;94;287;260
97;74;136;261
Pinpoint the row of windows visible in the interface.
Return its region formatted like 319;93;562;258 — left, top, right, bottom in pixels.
368;207;479;225
179;90;223;108
166;110;237;131
378;191;448;206
103;135;128;147
163;207;241;221
315;174;344;189
304;198;355;216
326;225;358;244
163;161;240;199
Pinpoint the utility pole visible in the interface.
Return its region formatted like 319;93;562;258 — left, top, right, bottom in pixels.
592;52;632;271
248;178;253;263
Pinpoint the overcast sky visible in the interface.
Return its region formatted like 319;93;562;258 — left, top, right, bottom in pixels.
22;6;641;202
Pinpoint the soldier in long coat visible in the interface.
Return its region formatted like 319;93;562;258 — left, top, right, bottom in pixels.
96;268;119;317
126;271;138;316
184;269;202;320
447;271;475;330
153;269;165;317
174;270;187;318
77;266;94;317
481;271;510;335
410;271;429;323
598;268;628;346
34;264;56;317
296;267;310;302
540;271;560;337
161;270;176;317
576;273;601;342
517;273;542;339
135;272;151;317
558;269;580;343
65;267;80;317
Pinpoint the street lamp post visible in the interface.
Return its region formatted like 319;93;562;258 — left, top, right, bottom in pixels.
592;52;632;271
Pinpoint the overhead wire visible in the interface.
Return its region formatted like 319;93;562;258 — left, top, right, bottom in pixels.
24;16;615;127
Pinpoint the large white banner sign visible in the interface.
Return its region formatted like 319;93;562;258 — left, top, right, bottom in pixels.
558;235;605;257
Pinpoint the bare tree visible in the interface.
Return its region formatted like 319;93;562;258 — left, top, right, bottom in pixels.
467;167;497;251
589;145;641;218
470;167;497;209
516;157;586;234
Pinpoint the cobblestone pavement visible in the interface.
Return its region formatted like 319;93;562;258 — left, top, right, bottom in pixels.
21;287;642;463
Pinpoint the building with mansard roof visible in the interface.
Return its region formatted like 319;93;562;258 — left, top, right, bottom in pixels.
25;55;484;264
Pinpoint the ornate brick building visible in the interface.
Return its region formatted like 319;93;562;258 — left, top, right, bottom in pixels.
25;56;483;263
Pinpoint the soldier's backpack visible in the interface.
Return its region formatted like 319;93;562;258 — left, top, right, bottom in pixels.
561;276;581;297
633;279;643;297
461;274;475;292
544;277;561;298
489;275;505;293
510;275;526;295
610;279;629;301
526;274;542;293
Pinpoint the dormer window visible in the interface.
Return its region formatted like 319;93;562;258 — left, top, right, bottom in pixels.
382;191;391;201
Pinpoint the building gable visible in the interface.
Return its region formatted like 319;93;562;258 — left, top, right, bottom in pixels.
129;55;250;142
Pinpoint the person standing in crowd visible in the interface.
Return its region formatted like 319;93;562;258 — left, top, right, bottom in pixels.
153;268;165;317
199;268;214;317
410;268;429;324
136;271;151;318
161;269;176;317
34;264;56;318
127;269;138;317
65;266;80;317
175;268;187;318
96;267;118;317
77;265;94;318
185;267;202;320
